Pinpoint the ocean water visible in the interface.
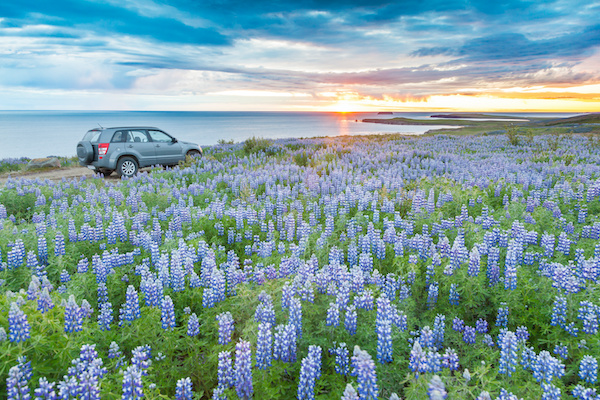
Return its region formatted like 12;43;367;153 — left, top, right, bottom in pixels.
0;111;580;159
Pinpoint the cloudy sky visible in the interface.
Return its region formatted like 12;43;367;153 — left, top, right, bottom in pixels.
1;0;599;111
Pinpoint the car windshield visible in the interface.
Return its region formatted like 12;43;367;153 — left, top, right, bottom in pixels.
83;130;102;142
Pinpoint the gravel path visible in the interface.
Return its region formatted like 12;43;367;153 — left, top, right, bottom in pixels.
0;166;100;186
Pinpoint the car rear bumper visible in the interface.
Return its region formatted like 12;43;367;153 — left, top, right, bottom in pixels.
80;158;116;170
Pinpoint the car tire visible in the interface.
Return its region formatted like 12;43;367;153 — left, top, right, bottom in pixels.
117;157;138;178
186;150;201;159
98;168;113;177
77;142;93;164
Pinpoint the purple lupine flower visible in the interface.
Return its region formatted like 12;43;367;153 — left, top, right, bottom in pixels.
9;302;31;343
234;340;253;399
572;384;598;400
98;302;113;331
541;233;555;258
452;317;464;333
409;341;427;378
57;376;78;400
419;326;435;349
212;386;226;400
37;287;54;314
533;351;565;383
330;342;349;376
217;351;234;389
326;302;340;327
557;232;570;255
54;232;66;257
161;295;176;331
341;384;359;400
553;344;568;360
463;326;476;345
504;250;518;291
121;365;143;400
551;295;567;327
496;303;509;328
119;285;141;326
427;375;447;399
468;247;480;277
216;312;235;345
578;301;599;335
256;322;272;370
449;284;459;306
345;304;357;336
6;357;31;400
426;350;442;374
297;345;322;400
255;301;276;327
427;282;439;309
131;345;152;376
175;377;193;400
97;282;108;305
442;348;459;371
433;314;445;350
78;371;100;400
108;342;122;359
60;269;71;284
80;300;93;319
34;377;56;400
541;382;561;400
499;331;518;377
476;318;488;334
289;297;303;339
351;346;378;400
376;318;392;364
187;313;200;337
580;355;598;384
515;326;529;343
495;388;522;400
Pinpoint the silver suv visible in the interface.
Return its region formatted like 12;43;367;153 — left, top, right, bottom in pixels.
76;127;202;177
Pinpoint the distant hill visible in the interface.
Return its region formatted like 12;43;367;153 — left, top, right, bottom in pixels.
535;113;600;126
430;113;526;120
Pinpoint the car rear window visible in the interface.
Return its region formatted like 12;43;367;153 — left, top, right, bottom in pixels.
111;131;127;143
83;130;102;142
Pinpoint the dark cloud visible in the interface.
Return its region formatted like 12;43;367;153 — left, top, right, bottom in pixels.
413;25;600;62
0;0;229;45
1;0;599;100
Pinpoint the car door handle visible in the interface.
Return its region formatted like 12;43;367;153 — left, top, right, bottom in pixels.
156;145;160;147
128;145;133;148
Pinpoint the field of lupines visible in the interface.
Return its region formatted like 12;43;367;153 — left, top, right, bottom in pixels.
1;132;600;400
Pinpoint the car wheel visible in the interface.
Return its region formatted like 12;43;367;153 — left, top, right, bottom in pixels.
77;142;93;164
186;150;201;159
117;157;138;178
98;168;113;177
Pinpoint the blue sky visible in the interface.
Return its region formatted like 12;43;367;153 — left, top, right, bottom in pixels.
1;0;599;111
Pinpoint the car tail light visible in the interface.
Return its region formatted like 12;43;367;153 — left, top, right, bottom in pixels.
98;143;109;156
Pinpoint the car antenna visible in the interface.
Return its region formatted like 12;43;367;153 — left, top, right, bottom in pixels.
97;123;104;129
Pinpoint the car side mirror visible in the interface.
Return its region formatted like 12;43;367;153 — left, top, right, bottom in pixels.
172;138;178;143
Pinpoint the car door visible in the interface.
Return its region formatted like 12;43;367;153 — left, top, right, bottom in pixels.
148;129;183;165
125;129;157;167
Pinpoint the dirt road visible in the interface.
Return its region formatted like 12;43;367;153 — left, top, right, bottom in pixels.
0;167;110;186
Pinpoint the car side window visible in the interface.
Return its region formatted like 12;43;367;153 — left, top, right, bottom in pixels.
148;130;173;143
111;131;127;143
128;130;149;143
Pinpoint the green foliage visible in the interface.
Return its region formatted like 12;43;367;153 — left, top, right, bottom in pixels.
2;134;600;399
505;124;520;146
0;190;36;222
243;136;274;155
548;133;562;151
293;151;309;167
217;139;236;145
